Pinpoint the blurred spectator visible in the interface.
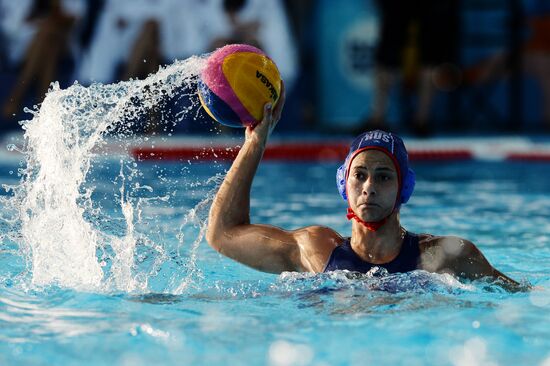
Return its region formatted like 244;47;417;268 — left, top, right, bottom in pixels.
360;0;458;136
1;0;37;71
281;0;316;128
208;0;298;91
210;0;262;49
524;0;550;130
78;0;173;84
163;0;225;61
77;0;241;85
1;0;85;119
78;0;238;85
465;0;550;131
77;0;105;55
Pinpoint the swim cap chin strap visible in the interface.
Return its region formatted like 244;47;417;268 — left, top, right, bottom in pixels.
346;207;388;231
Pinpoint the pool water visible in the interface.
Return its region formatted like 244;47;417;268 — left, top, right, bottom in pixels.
0;57;549;365
0;153;549;366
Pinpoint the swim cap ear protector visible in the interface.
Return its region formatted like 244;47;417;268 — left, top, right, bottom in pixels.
336;130;415;207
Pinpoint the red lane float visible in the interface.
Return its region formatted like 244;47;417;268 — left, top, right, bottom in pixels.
132;143;475;162
506;151;550;161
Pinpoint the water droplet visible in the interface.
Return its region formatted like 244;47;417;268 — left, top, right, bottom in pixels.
540;354;550;366
268;340;314;366
529;288;550;308
448;337;494;366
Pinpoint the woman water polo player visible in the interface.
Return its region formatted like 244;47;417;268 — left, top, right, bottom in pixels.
205;87;519;289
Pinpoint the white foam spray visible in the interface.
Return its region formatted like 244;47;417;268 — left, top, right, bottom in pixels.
173;173;225;294
6;57;207;292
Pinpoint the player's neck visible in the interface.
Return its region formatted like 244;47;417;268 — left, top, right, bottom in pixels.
350;212;404;264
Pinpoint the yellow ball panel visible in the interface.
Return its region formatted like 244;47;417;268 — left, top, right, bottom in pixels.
222;52;281;121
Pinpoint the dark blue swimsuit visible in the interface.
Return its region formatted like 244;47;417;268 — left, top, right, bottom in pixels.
323;232;421;273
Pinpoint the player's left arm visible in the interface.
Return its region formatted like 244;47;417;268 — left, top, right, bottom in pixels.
420;235;522;290
443;237;521;289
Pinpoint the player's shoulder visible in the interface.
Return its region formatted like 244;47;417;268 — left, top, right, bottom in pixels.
289;226;343;272
293;225;343;245
417;233;481;270
418;233;476;251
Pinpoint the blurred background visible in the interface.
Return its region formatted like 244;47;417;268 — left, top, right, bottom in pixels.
0;0;549;137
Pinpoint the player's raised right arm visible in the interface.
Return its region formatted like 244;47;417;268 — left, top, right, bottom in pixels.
205;88;306;273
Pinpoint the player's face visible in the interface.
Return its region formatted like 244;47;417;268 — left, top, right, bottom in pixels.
346;150;399;222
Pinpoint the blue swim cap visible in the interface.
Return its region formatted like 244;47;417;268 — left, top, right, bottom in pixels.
336;130;415;206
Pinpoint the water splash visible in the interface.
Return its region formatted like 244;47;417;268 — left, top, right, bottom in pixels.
108;162;142;292
273;268;475;295
4;56;208;292
173;173;224;294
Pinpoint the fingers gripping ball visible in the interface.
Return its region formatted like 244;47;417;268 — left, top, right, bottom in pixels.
198;44;282;128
